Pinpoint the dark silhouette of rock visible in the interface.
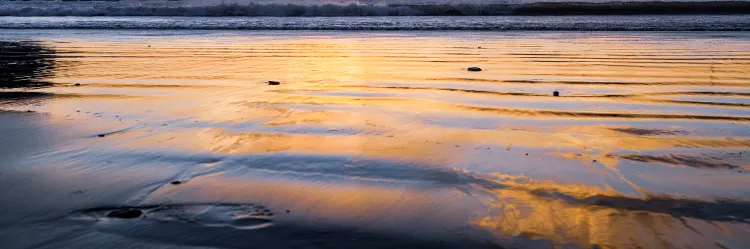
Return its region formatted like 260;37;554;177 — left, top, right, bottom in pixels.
170;180;182;185
97;134;106;137
467;67;482;72
553;91;560;97
106;209;142;219
268;81;280;85
74;83;81;86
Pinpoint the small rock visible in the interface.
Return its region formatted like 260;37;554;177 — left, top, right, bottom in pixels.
97;134;106;137
74;83;81;86
106;209;142;219
170;180;182;185
286;209;290;213
26;110;34;113
76;110;80;112
525;153;529;156
553;91;560;97
467;67;482;72
593;159;598;163
268;81;280;85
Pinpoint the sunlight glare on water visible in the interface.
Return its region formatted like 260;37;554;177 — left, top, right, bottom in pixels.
0;29;749;249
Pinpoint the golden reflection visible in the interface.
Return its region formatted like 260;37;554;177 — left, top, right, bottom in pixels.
471;174;750;249
4;33;748;249
143;174;480;235
117;123;750;162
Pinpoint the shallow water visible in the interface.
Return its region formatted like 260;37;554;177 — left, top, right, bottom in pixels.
1;29;749;249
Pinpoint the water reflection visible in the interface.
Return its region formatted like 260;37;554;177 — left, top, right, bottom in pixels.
0;41;56;89
0;41;57;106
475;185;750;249
0;31;748;249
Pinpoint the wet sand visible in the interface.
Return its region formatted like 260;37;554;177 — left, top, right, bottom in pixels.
1;30;749;249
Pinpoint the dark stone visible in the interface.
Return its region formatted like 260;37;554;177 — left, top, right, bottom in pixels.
553;91;560;97
467;67;482;72
26;110;33;113
170;180;182;185
268;81;280;85
593;159;598;162
74;83;81;86
286;209;290;213
97;134;106;137
106;209;142;219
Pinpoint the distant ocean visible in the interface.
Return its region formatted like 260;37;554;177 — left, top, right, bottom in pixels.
0;15;748;31
1;1;749;31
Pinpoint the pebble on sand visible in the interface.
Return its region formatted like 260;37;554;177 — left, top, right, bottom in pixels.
553;91;560;97
74;83;81;86
170;180;182;185
268;81;281;85
467;67;482;72
106;209;143;219
97;134;106;137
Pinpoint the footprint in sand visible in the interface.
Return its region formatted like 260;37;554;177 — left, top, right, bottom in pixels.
71;203;274;230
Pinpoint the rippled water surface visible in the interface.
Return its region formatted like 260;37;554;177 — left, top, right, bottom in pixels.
1;16;749;30
1;30;749;249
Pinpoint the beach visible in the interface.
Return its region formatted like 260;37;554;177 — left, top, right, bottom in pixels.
1;26;749;249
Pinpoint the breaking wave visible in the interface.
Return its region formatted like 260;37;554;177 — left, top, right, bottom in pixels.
1;15;749;31
1;1;749;17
